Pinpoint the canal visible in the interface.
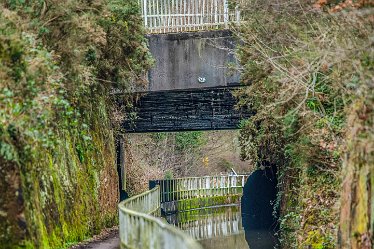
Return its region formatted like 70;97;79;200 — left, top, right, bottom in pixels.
165;168;279;249
165;204;278;249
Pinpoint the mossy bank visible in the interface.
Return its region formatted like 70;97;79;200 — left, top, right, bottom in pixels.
0;1;152;248
235;0;373;248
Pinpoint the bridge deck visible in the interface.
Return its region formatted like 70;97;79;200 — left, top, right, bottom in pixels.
120;86;253;133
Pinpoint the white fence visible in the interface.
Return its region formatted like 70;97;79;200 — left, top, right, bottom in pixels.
139;0;240;33
118;186;203;249
153;175;248;203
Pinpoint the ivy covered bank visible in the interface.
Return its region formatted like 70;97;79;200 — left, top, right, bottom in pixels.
0;1;151;248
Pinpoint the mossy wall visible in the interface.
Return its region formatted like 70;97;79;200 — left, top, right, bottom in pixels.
0;1;152;248
235;1;373;248
0;99;119;249
339;93;373;249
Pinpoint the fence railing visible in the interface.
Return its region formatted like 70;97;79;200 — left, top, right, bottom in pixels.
151;175;248;203
139;0;240;33
119;186;203;249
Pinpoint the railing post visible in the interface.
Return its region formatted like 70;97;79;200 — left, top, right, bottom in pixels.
235;5;240;24
224;0;229;28
214;0;218;26
143;0;148;28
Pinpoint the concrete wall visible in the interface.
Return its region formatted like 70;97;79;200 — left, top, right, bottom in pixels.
145;30;240;91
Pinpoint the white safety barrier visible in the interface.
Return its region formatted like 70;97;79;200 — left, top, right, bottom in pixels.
139;0;240;33
155;175;248;202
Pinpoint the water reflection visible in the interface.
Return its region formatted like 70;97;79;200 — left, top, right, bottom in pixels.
166;206;243;241
244;229;278;249
165;168;279;248
166;205;277;249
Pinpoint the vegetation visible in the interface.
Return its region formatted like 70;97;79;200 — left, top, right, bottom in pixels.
235;0;373;248
0;1;151;248
1;0;372;248
125;131;252;196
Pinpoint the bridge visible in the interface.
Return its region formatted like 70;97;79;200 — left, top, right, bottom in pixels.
118;1;250;248
118;0;251;133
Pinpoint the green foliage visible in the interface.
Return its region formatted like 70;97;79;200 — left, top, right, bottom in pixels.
4;0;153;97
164;170;173;180
150;131;207;152
239;113;285;167
0;15;62;163
0;0;151;248
98;0;154;90
175;131;206;152
236;0;373;247
150;132;168;141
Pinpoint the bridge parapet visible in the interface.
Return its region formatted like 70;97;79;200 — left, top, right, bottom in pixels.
145;30;240;92
139;0;240;34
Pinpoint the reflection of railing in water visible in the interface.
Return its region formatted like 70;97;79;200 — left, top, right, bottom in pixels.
118;186;202;249
150;175;248;213
166;206;243;240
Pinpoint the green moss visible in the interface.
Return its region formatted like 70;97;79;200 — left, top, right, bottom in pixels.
0;0;152;247
235;2;371;246
0;98;118;249
304;230;334;249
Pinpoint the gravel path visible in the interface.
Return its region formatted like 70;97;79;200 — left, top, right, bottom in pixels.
68;227;120;249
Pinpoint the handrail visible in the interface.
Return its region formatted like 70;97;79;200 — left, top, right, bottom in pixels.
118;186;203;249
138;0;240;34
120;186;160;215
152;174;249;203
153;174;248;181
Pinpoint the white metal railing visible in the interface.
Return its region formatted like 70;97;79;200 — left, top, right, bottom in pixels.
138;0;240;33
152;174;248;203
118;186;203;249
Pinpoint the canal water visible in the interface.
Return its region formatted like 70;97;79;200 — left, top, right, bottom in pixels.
166;168;279;248
165;205;278;249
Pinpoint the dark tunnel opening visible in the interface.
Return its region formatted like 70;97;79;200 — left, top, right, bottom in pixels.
241;165;279;249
